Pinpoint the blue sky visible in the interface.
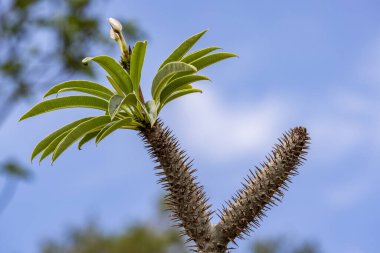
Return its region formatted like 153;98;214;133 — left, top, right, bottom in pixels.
1;0;379;252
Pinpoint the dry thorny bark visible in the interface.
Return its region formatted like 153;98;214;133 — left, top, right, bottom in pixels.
139;120;310;253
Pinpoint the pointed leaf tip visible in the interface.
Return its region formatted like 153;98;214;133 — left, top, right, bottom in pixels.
191;52;238;71
152;62;197;100
30;117;93;162
43;80;113;100
51;116;111;162
159;30;208;69
82;57;92;65
80;55;133;94
19;96;108;121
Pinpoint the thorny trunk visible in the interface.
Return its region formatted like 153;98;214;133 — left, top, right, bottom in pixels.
139;120;226;252
139;119;309;253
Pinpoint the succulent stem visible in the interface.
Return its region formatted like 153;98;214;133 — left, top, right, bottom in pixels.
139;120;214;252
215;127;310;248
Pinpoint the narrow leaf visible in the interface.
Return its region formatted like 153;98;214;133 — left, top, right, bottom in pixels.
56;87;112;100
168;52;237;83
96;118;135;144
151;62;197;101
83;55;133;94
161;88;202;108
181;46;221;64
130;41;147;92
44;80;113;98
78;130;101;150
52;116;111;162
191;52;238;71
106;76;124;95
31;117;93;161
160;75;210;103
19;96;108;121
159;30;207;69
39;130;71;163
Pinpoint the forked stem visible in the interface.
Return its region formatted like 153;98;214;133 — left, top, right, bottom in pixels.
139;121;309;253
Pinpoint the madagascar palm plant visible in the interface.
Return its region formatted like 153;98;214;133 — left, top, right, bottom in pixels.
20;18;310;253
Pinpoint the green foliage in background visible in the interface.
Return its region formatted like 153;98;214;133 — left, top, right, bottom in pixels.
0;0;144;122
253;237;320;253
41;222;187;253
40;221;320;253
0;0;144;213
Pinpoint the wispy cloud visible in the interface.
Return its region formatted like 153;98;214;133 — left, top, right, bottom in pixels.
167;91;293;162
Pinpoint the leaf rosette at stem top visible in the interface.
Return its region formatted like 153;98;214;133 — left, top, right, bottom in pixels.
19;29;237;163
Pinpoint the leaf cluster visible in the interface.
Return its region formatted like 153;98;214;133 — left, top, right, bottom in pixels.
20;30;236;163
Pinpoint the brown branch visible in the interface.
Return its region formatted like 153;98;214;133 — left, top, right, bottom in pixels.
215;127;310;249
139;120;214;252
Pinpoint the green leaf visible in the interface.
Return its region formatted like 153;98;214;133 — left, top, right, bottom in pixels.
108;94;137;120
83;55;133;95
130;41;147;92
122;93;138;107
181;46;221;64
56;87;112;100
167;52;237;84
145;100;157;127
159;30;207;69
108;95;124;120
44;80;113;98
161;88;202;109
52;116;111;162
160;75;210;103
78;130;101;150
19;96;109;121
39;130;71;163
106;76;124;96
191;52;238;71
31;117;93;161
96;118;135;144
151;62;197;101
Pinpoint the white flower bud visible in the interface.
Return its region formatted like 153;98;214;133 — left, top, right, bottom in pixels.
108;17;122;33
109;28;119;40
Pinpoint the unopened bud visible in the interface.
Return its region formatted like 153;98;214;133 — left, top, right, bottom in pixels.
108;17;122;33
109;28;119;40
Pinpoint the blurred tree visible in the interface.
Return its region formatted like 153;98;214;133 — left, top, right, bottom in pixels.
0;0;145;125
40;224;322;253
38;198;320;253
253;237;320;253
40;198;188;253
0;160;31;213
40;221;187;253
0;0;145;213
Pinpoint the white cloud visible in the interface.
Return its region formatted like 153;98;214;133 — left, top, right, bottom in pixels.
168;91;292;161
164;84;379;165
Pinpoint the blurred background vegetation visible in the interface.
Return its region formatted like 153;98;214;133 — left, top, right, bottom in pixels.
0;0;321;252
0;0;144;214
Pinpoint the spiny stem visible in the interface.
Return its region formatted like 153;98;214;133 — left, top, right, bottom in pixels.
215;127;310;248
139;120;214;252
